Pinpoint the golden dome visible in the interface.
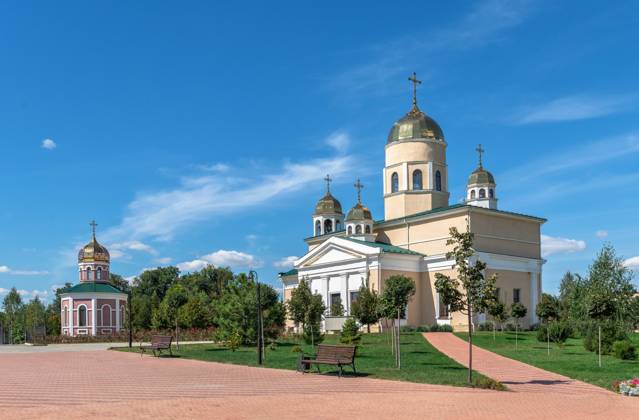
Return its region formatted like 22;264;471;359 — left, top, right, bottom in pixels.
78;236;110;263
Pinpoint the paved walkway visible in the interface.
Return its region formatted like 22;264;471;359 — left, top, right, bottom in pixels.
0;343;638;419
423;332;613;395
0;341;213;354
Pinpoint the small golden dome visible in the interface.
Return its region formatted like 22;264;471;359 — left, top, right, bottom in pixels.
78;237;110;263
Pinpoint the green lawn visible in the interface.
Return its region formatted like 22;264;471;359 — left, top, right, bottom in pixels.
114;332;488;387
455;331;639;390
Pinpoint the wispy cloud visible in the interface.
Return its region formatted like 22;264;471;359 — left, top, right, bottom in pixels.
177;250;259;273
541;234;586;258
514;94;636;124
194;163;230;173
41;138;57;150
624;256;639;269
104;139;353;242
329;0;534;96
595;230;609;239
108;241;158;260
273;256;299;269
0;265;48;276
325;131;350;152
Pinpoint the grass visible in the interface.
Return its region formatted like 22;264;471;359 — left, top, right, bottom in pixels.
455;330;639;390
114;332;490;387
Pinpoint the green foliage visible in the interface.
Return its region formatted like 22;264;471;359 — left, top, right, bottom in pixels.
612;340;637;360
350;285;381;332
472;377;506;391
330;300;344;317
178;291;212;328
379;275;416;319
536;320;573;345
287;278;326;344
340;318;361;345
2;287;24;343
226;330;242;352
536;293;560;323
302;319;323;345
291;345;302;353
510;302;527;324
109;273;130;293
583;320;627;354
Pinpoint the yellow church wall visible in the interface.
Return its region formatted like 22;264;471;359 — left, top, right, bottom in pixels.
470;212;541;259
379;269;431;326
385;141;446;166
486;269;535;328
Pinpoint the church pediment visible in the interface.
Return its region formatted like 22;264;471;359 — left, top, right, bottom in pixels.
296;237;381;268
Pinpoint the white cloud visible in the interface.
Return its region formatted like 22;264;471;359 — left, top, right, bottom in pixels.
41;138;57;150
274;256;299;269
541;234;586;258
595;230;609;239
623;257;639;269
0;265;48;275
156;257;172;264
17;289;49;299
514;94;636;125
177;250;259;273
326;131;350;151
104;147;352;242
196;163;230;173
108;241;158;260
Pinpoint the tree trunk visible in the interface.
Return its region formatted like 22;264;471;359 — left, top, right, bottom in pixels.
547;322;550;356
175;317;179;350
367;324;370;334
467;306;473;384
493;320;496;341
598;325;602;368
397;308;401;369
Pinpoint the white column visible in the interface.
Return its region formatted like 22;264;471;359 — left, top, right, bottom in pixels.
69;297;74;337
91;298;97;336
382;168;386;195
345;274;350;315
402;162;409;190
530;272;539;324
324;277;329;307
428;162;433;190
115;298;120;332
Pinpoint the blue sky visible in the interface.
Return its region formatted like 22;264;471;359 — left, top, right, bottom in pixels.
1;0;638;301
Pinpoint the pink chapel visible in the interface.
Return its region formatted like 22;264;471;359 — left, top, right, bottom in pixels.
60;221;127;337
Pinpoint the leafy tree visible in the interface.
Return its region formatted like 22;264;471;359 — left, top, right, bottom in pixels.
487;301;506;340
181;265;233;297
109;273;130;293
132;266;180;303
558;271;586;326
330;300;344;316
510;302;527;349
350;285;380;333
178;291;212;328
536;293;560;323
45;283;72;335
340;318;361;346
24;296;46;338
288;278;311;330
435;227;498;383
380;275;416;369
287;278;326;344
3;288;24;344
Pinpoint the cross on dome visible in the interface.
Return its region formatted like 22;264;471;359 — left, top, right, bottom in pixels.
324;174;332;193
354;178;364;204
476;144;485;168
89;220;98;238
408;72;422;110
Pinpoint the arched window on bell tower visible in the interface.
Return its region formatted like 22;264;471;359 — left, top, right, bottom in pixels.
391;172;399;193
324;219;333;234
435;170;442;191
315;220;321;236
86;267;92;281
412;170;423;191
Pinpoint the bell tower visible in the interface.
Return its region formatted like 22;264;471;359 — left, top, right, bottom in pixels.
383;73;449;220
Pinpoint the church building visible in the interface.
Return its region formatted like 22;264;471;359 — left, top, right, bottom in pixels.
60;222;128;336
280;74;545;332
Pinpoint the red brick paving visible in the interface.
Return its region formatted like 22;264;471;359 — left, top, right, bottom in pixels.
0;347;638;419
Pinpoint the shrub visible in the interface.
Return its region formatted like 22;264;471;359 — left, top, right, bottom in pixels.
438;324;453;332
473;377;506;391
340;318;362;346
226;330;242;352
583;321;627;354
291;345;302;353
537;321;573;345
612;340;637;360
416;325;431;332
400;325;417;333
302;320;324;345
503;323;517;332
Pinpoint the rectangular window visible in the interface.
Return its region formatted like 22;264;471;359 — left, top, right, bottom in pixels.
350;291;360;305
330;293;342;316
438;295;449;318
513;288;521;304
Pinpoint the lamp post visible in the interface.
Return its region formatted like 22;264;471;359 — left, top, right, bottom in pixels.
249;270;264;365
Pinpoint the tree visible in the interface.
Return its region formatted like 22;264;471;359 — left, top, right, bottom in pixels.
330;300;344;317
178;291;212;328
109;273;130;293
46;283;72;335
340;318;361;346
288;278;312;332
434;226;498;383
3;288;24;344
160;283;189;347
536;293;560;354
24;296;46;340
380;275;416;369
487;301;506;340
287;278;326;345
350;285;380;333
510;302;527;350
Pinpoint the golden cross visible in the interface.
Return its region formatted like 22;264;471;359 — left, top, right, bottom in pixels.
354;178;364;204
476;144;485;168
324;174;332;193
89;220;98;238
408;72;422;108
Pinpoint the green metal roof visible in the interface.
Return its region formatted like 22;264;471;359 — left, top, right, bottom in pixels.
278;268;298;277
340;237;423;256
64;282;126;294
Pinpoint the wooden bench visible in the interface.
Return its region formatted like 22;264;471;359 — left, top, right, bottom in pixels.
299;344;357;377
139;335;173;357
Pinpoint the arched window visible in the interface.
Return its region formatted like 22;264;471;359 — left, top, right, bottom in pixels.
324;219;333;234
435;170;442;191
102;305;112;326
86;267;92;281
391;172;399;193
97;267;102;280
365;225;371;234
412;170;423;190
355;225;362;234
479;188;486;198
78;305;87;327
489;189;494;199
470;190;476;199
347;226;352;235
315;220;321;236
